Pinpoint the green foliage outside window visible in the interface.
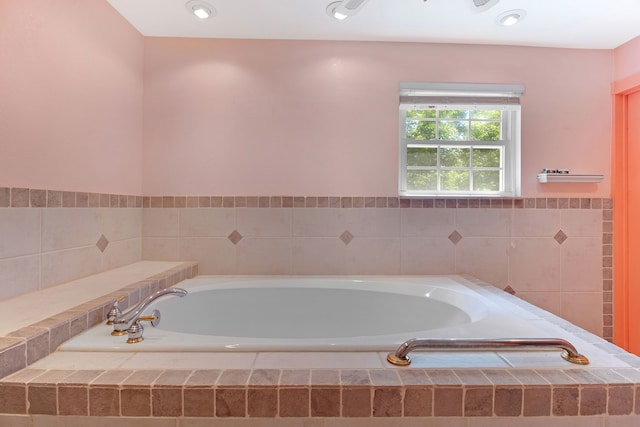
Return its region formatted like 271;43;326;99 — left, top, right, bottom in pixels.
404;108;503;193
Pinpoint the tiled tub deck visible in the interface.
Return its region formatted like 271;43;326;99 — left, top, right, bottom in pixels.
1;264;640;426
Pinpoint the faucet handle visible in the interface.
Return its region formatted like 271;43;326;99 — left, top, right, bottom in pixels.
125;309;161;344
106;296;126;325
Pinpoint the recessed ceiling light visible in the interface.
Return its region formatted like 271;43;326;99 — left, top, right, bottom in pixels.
496;9;526;27
185;0;216;19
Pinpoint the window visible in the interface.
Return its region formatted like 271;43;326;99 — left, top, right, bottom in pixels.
399;82;523;197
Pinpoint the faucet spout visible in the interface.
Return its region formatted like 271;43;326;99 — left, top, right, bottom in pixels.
111;288;187;336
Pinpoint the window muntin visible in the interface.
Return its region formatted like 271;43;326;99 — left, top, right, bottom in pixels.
399;83;522;197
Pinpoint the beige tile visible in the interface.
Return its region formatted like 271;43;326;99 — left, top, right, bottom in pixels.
179;419;324;427
401;352;510;369
142;238;180;260
124;352;257;369
561;237;602;291
292;208;347;237
606;415;640;427
512;209;561;237
561;209;602;237
326;420;466;427
292;238;347;274
346;238;401;275
508;238;561;292
400;237;455;274
455;237;509;287
179;208;236;237
102;238;142;270
468;416;603;427
401;208;456;237
142;209;180;237
41;209;102;252
28;352;134;370
516;292;562;318
456;208;511;237
561;292;603;336
236;237;292;274
0;209;41;259
179;238;236;274
0;255;40;300
101;208;142;240
237;208;292;237
40;247;102;289
0;415;30;427
255;352;384;369
346;209;400;237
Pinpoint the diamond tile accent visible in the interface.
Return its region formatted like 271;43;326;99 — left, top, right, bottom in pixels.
448;230;463;245
340;230;354;246
228;230;243;245
96;234;109;253
503;285;516;295
554;230;568;245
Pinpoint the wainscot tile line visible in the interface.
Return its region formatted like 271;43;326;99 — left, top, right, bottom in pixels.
0;187;614;210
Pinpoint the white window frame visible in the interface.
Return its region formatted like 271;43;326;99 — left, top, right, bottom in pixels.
399;82;523;197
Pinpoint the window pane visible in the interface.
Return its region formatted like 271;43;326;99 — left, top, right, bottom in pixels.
406;120;435;140
441;147;470;167
407;110;436;119
438;120;468;140
472;147;501;167
408;147;437;166
473;170;501;191
439;110;468;119
472;110;501;120
407;170;437;191
471;121;501;141
441;170;470;191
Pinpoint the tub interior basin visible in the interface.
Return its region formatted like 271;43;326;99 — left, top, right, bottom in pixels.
152;286;478;339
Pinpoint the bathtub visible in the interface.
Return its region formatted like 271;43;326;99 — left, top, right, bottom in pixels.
60;275;571;353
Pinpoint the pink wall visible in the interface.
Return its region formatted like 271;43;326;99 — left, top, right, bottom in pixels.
143;38;613;197
0;0;144;195
614;36;640;81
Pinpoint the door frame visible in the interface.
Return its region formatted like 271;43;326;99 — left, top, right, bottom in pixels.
612;71;640;351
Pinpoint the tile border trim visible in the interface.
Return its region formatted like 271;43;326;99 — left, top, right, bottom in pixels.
0;187;612;210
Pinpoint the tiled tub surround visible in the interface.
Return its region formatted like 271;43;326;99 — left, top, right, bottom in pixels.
0;187;612;338
2;277;640;427
0;261;198;379
142;196;611;341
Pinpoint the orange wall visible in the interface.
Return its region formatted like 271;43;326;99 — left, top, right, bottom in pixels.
143;38;613;197
0;0;144;195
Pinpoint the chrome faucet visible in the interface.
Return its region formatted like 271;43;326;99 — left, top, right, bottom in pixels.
111;288;187;336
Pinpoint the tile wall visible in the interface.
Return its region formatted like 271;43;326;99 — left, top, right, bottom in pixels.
0;188;142;301
142;196;611;340
0;188;611;340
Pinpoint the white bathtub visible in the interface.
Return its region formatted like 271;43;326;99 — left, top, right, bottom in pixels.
60;275;563;352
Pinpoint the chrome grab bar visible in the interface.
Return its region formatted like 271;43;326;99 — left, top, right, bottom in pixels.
387;338;589;366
